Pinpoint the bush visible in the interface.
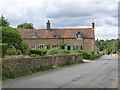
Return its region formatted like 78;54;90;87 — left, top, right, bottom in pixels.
83;51;92;59
60;50;70;54
30;49;48;56
6;48;22;55
0;43;8;57
94;53;100;59
46;48;62;55
21;42;29;54
58;42;66;49
31;54;40;57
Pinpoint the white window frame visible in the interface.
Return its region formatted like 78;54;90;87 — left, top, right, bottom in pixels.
32;35;37;38
39;44;44;49
76;45;82;50
30;44;36;49
52;44;58;48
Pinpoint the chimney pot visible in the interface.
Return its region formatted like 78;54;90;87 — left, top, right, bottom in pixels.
47;20;50;30
92;21;95;29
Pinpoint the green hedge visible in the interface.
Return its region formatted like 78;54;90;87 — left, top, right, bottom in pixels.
0;43;8;57
30;49;48;56
31;54;40;57
60;50;70;54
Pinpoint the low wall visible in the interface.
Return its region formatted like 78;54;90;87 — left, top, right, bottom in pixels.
2;54;82;77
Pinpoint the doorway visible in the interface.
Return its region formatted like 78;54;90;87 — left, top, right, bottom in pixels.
67;46;71;50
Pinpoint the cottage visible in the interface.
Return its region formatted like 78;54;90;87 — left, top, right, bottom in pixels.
19;20;98;52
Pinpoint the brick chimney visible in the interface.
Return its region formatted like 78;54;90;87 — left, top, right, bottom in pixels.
92;21;95;29
47;20;50;30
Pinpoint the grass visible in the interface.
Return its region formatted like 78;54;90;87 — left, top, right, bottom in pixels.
2;60;84;81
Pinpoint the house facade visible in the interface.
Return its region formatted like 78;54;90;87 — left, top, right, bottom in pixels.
19;20;98;52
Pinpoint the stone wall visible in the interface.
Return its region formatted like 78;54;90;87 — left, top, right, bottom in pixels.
23;38;91;51
2;54;82;77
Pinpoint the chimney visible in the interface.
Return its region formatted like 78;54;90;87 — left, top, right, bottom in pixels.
47;20;50;30
92;21;95;29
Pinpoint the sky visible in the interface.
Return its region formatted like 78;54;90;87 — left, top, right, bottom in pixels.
0;0;118;40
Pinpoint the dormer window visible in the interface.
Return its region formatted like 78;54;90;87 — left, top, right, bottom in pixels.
52;35;57;38
32;35;37;38
76;32;83;40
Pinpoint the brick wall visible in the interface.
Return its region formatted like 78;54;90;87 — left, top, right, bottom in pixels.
2;54;82;77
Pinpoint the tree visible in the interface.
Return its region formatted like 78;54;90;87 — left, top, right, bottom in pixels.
0;15;10;27
17;23;34;29
1;27;23;50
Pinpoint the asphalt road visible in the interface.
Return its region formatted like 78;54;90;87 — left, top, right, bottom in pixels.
2;55;118;88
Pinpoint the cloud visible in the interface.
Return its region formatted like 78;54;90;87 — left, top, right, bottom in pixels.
0;0;118;40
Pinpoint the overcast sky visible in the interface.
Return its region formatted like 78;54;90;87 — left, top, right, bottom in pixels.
0;0;118;40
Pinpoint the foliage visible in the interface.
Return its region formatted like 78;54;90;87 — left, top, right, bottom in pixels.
30;49;48;56
0;43;8;57
6;48;21;55
21;70;32;76
47;44;50;49
96;39;119;55
31;54;40;57
21;42;29;54
60;50;70;54
17;23;34;29
0;15;10;27
58;42;66;49
1;27;23;50
46;48;62;55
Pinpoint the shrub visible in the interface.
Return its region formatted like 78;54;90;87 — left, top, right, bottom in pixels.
83;51;92;59
60;50;70;54
31;54;40;57
30;49;48;56
21;42;29;54
0;43;8;57
46;48;62;55
6;48;22;55
58;42;66;49
47;44;50;49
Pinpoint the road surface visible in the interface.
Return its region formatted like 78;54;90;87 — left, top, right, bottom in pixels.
2;55;118;88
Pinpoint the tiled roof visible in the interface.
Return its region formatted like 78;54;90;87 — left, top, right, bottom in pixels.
18;28;94;39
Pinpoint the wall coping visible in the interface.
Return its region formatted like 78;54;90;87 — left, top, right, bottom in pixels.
3;53;83;61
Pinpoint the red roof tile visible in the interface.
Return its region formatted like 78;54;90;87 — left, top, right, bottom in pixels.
18;28;94;39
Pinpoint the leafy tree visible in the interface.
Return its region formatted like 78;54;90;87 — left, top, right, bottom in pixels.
1;27;23;50
0;15;10;27
96;39;119;55
17;23;34;29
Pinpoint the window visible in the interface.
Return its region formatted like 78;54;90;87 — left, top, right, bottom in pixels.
76;45;79;50
76;32;83;40
81;45;83;50
39;44;44;49
52;35;57;38
32;35;37;38
30;45;35;49
76;45;82;50
52;44;58;48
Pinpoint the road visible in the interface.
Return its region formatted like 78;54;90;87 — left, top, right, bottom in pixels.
2;55;118;88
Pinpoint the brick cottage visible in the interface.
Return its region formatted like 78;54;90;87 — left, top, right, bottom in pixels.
18;20;99;52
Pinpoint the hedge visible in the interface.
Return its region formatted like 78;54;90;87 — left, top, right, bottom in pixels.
30;49;48;56
0;43;8;57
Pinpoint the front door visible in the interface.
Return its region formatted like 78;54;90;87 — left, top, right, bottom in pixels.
67;46;71;50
